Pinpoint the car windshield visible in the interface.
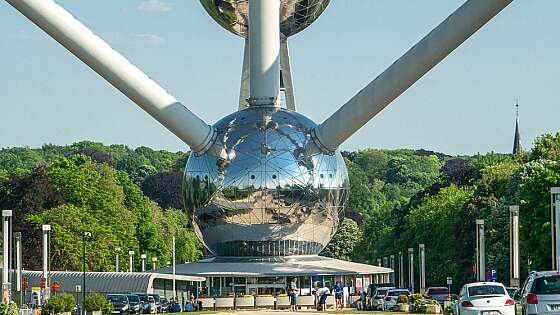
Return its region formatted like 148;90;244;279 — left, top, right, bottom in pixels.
468;285;505;296
107;295;127;303
533;275;560;295
388;290;409;296
127;295;140;303
138;296;148;302
376;290;388;296
427;288;449;295
148;297;154;303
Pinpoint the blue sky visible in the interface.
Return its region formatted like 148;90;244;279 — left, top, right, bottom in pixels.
0;0;558;155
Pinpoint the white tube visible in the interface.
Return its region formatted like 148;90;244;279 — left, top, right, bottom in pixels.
313;0;512;151
248;0;280;106
5;0;215;152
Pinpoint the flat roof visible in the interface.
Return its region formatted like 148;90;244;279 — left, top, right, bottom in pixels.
154;256;393;277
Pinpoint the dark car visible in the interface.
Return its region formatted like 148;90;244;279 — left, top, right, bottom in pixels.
126;295;142;314
132;293;156;314
107;294;130;315
425;287;451;305
147;294;161;313
158;297;168;313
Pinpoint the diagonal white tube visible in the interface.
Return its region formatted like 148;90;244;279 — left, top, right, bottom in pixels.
248;0;280;106
313;0;513;152
5;0;215;153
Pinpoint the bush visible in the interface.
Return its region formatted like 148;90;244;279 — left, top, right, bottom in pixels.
410;293;423;303
42;294;74;315
411;299;439;313
84;294;113;315
0;301;18;315
397;294;409;304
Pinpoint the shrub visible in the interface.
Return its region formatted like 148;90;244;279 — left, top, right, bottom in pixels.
410;293;423;303
0;301;18;315
397;294;409;304
84;294;113;315
411;299;439;313
42;294;74;315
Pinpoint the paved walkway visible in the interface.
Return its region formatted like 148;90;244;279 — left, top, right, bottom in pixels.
204;311;403;315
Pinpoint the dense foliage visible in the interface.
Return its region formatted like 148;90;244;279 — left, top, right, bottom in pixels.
2;132;560;291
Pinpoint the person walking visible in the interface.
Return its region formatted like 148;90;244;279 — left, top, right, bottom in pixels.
289;277;298;311
334;280;344;310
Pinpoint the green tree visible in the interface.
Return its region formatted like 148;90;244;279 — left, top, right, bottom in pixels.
322;218;362;261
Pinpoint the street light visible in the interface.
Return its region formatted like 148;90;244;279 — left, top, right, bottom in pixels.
551;188;560;270
408;248;414;292
476;220;486;281
141;254;147;272
14;232;22;305
82;231;91;315
398;251;404;288
128;251;135;273
509;205;520;287
419;244;426;294
152;257;158;270
115;247;121;272
172;235;176;300
2;210;12;300
42;224;51;300
390;255;395;284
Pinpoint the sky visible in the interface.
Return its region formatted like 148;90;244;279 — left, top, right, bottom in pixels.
0;0;559;156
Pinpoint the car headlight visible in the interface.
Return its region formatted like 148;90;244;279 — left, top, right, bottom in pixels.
122;305;129;310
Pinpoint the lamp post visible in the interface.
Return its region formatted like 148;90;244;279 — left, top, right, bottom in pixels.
390;255;395;284
128;251;135;273
82;231;91;315
172;235;176;300
3;210;12;300
419;244;426;294
398;251;404;288
14;232;22;306
42;224;51;300
377;258;381;267
115;247;121;272
152;257;158;270
476;220;486;281
509;205;520;286
408;248;414;292
551;188;560;270
141;254;147;272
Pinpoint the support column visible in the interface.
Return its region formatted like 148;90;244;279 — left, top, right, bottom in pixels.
248;0;280;106
390;255;395;284
14;232;22;306
552;188;560;270
141;254;147;272
476;220;486;281
2;210;12;300
509;205;520;286
408;248;414;292
128;251;134;273
152;257;158;270
172;235;176;300
42;224;51;300
419;244;426;294
115;248;121;272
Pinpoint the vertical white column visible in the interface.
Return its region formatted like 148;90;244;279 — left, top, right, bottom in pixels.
408;248;414;292
172;235;176;300
141;254;147;272
3;210;12;297
115;247;121;272
398;251;404;288
552;188;560;271
419;244;426;293
14;232;21;294
248;0;280;106
42;225;50;292
476;220;486;281
152;257;158;270
509;206;520;286
377;258;381;267
390;255;395;284
128;250;134;273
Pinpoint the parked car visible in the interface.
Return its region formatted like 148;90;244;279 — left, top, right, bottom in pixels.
519;270;560;314
158;297;169;313
132;293;156;314
425;287;452;305
107;294;130;315
370;286;395;310
452;282;515;315
383;289;411;310
126;294;142;314
147;294;161;313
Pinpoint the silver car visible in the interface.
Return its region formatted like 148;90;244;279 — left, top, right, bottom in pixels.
370;286;395;310
519;270;560;314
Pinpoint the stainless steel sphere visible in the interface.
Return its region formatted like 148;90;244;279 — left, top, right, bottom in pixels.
183;107;348;256
200;0;330;38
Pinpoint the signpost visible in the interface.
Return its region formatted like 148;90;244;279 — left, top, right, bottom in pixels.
488;268;498;282
445;277;453;309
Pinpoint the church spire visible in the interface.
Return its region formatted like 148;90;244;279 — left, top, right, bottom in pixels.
513;100;523;155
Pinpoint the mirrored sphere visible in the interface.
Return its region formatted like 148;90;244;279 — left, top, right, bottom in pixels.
200;0;330;38
183;107;348;256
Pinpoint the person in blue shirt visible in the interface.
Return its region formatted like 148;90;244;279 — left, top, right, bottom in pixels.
334;281;344;310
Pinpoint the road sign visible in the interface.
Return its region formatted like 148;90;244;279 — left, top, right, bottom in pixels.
446;277;453;285
488;268;498;281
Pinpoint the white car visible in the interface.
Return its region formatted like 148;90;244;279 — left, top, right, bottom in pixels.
383;289;411;310
453;282;515;315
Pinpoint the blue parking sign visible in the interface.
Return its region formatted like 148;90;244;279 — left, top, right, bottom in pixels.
488;268;498;281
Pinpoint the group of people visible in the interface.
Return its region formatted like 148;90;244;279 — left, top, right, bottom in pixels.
286;277;345;311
